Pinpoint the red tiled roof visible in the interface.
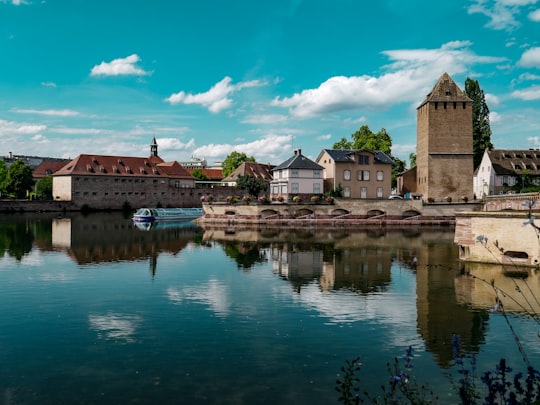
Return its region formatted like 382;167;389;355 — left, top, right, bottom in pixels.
222;162;274;182
185;168;223;180
33;160;69;178
54;154;194;179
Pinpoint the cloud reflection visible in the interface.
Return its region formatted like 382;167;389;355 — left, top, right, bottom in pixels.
88;313;142;343
167;279;230;317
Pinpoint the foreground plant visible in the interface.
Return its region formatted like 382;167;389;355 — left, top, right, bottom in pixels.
336;338;540;404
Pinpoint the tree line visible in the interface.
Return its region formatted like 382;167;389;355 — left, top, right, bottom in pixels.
0;160;52;200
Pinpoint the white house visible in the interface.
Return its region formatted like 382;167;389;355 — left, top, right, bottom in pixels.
474;149;540;198
270;149;324;201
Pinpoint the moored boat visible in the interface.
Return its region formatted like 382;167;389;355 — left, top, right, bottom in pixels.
133;207;203;222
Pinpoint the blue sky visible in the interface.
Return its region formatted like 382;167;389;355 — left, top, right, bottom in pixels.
1;0;540;166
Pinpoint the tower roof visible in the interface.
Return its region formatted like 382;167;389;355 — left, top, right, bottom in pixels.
417;72;471;109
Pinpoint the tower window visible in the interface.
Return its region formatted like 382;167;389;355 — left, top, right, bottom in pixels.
444;102;447;109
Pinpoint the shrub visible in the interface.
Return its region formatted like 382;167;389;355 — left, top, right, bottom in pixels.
311;195;321;203
277;195;284;202
242;195;252;204
258;195;270;204
293;195;302;203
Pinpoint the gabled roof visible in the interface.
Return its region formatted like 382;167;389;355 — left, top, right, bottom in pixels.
319;149;394;165
487;149;540;176
185;168;223;180
273;150;324;171
222;162;274;182
33;160;70;178
418;72;471;109
54;154;194;179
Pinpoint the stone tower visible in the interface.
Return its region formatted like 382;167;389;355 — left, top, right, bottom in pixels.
416;72;473;201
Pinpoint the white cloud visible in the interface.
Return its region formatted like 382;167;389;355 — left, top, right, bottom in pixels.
11;108;80;117
511;85;540;99
193;134;293;162
241;114;289;124
1;0;29;4
529;8;540;20
272;41;505;118
155;137;196;151
467;0;537;30
40;82;57;88
31;134;49;143
485;93;500;106
316;134;332;141
90;54;150;77
517;47;540;67
490;111;502;123
0;119;46;135
518;72;540;81
165;76;266;113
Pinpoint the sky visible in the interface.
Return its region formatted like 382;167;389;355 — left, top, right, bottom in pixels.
1;0;540;166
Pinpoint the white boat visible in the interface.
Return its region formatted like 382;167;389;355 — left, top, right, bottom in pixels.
133;207;203;222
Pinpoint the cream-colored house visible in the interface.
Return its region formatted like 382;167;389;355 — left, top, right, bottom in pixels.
316;149;394;199
270;149;324;201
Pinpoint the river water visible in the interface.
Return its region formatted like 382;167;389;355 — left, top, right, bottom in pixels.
0;212;539;404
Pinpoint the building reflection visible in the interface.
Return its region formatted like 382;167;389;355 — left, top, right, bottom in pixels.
201;224;494;367
51;213;203;275
455;263;540;315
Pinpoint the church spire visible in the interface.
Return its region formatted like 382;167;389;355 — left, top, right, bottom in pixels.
150;137;158;157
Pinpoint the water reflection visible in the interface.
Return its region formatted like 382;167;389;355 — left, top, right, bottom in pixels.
49;213;204;276
3;214;539;377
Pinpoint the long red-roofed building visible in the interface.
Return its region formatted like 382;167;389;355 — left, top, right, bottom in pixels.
52;138;197;209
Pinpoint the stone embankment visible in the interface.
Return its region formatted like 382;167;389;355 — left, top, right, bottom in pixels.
198;199;483;228
0;199;78;213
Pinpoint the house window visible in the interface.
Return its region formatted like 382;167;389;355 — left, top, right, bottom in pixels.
272;185;279;195
175;180;180;188
376;187;383;198
377;170;383;181
281;185;287;194
313;183;321;194
291;169;299;178
343;186;351;198
291;183;299;193
313;170;321;179
360;187;367;199
344;170;351;180
358;170;370;181
358;155;369;165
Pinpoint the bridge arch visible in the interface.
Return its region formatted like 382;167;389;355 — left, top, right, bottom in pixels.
367;209;385;218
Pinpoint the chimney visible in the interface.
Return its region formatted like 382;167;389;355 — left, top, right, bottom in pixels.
295;149;301;156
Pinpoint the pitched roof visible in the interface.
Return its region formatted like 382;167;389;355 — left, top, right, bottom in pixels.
222;162;274;182
418;72;471;109
487;149;540;176
273;150;324;171
320;149;394;165
185;168;223;180
54;154;194;179
33;160;70;178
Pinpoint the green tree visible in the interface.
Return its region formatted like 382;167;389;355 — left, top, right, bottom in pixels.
0;160;7;196
236;174;268;197
332;137;353;150
222;151;255;178
351;125;392;154
465;78;493;169
409;152;416;168
191;168;209;181
35;177;53;200
332;125;392;154
391;156;406;189
3;160;34;198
